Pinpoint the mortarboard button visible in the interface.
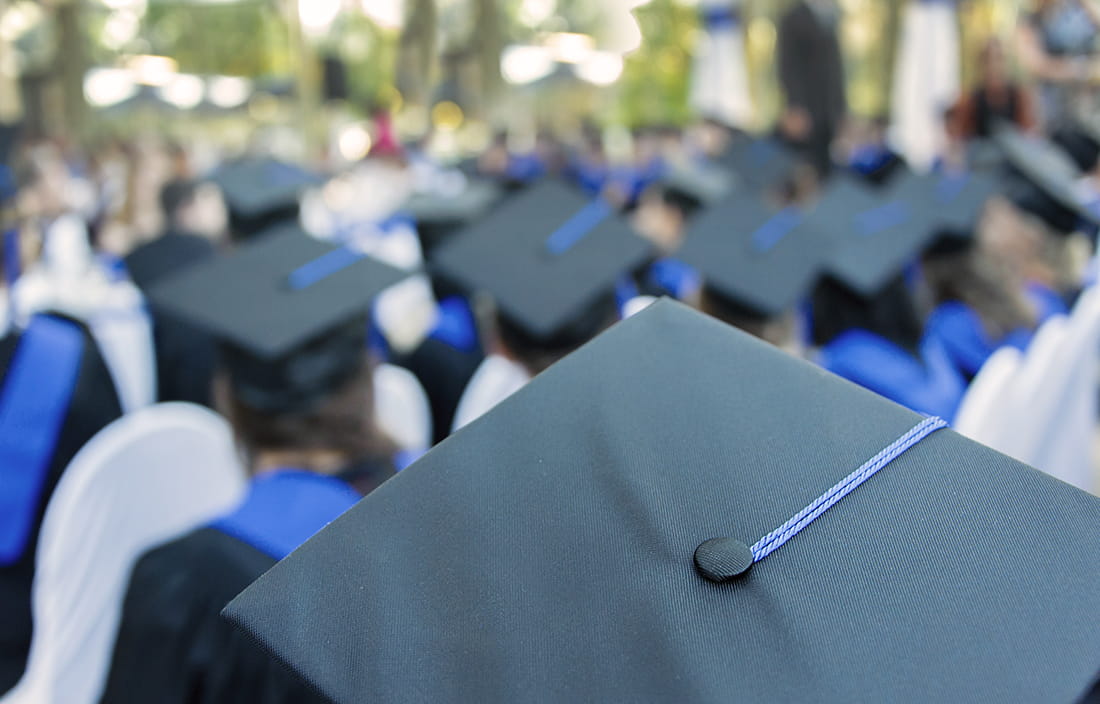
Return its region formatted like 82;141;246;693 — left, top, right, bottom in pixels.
693;537;754;582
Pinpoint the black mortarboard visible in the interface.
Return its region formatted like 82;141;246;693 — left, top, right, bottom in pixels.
225;299;1100;703
403;180;502;259
211;158;323;241
717;136;799;191
887;170;999;257
809;175;933;297
674;191;827;318
146;226;407;412
995;126;1100;231
658;160;737;212
431;180;654;345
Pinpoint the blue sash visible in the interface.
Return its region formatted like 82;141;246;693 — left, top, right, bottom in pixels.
505;153;547;184
212;470;361;561
428;296;480;353
820;329;965;423
925;302;1032;379
0;315;84;565
648;258;701;300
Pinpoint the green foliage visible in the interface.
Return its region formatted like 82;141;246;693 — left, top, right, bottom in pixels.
141;1;290;77
337;13;400;109
613;0;696;128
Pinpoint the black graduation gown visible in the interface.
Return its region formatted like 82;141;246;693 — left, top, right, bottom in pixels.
98;527;329;704
125;232;219;408
0;319;123;694
99;461;396;704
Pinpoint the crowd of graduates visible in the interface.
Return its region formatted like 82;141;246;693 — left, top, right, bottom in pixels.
4;0;1100;701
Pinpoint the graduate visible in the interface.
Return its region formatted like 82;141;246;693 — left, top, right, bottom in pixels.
125;178;226;407
844;115;907;188
99;229;409;704
807;177;967;421
628;158;736;302
432;180;654;432
210;157;322;242
224;300;1100;703
671;189;829;349
915;172;1049;380
0;307;123;694
389;174;500;441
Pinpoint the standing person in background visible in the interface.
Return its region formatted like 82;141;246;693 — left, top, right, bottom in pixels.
1016;0;1100;128
777;0;849;176
952;39;1039;140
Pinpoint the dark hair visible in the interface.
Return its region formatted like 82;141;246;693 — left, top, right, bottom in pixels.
220;361;398;476
496;294;618;375
811;275;925;356
159;179;199;224
922;248;1037;339
699;286;771;341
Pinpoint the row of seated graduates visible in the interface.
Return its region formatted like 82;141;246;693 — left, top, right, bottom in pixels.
1;115;1094;700
0;127;682;701
618;120;1094;424
373;116;1095;435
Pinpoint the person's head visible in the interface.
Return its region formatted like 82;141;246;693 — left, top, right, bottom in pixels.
159;179;227;240
699;286;798;349
811;275;924;356
632;184;691;254
920;241;1037;339
218;348;396;484
494;294;619;376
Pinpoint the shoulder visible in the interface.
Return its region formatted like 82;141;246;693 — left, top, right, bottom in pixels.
128;527;276;613
115;528;275;654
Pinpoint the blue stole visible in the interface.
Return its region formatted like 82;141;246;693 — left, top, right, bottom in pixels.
428;296;480;353
648;258;702;300
820;329;965;423
849;145;896;177
925;302;1032;379
0;315;84;566
505;153;547;184
569;158;609;198
615;275;641;314
212;470;361;561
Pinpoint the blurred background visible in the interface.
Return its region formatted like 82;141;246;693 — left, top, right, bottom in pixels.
0;0;1023;155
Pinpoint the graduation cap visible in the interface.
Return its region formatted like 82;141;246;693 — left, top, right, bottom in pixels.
146;226;408;413
717;136;799;192
808;175;934;297
402;179;502;259
224;299;1100;703
674;191;828;319
887;170;1000;258
431;180;655;346
658;159;737;212
210;158;324;241
994;126;1100;232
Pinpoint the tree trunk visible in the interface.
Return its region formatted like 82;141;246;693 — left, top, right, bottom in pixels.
397;0;438;108
54;0;88;140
